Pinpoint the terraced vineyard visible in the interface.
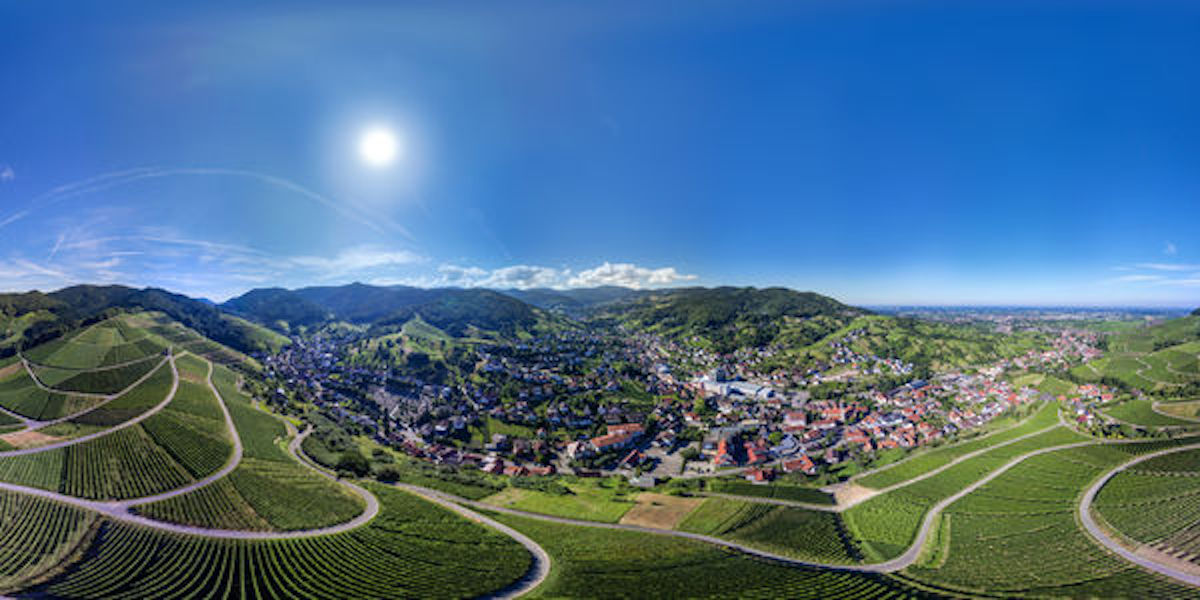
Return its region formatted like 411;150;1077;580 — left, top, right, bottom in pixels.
13;485;530;599
905;441;1200;597
845;421;1088;561
678;497;861;563
856;401;1058;490
1105;398;1197;428
490;510;932;599
1095;448;1200;557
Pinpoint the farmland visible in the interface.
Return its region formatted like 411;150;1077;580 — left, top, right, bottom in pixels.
489;510;930;599
678;497;861;564
1094;448;1200;555
904;441;1200;597
21;485;530;599
1104;398;1198;428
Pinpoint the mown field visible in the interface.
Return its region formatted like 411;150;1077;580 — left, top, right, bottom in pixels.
904;440;1200;598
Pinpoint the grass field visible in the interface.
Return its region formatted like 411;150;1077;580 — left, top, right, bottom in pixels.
618;492;702;529
481;481;636;523
1105;398;1197;428
489;510;930;598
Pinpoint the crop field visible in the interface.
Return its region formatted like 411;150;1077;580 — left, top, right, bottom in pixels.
618;493;702;529
845;424;1088;561
707;479;834;504
857;402;1057;490
67;361;171;427
489;510;931;598
0;370;103;421
1095;448;1200;555
904;442;1200;598
1105;399;1196;427
27;485;530;599
0;490;99;593
678;497;860;563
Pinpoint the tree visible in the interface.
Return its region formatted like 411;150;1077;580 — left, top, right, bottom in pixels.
336;451;371;477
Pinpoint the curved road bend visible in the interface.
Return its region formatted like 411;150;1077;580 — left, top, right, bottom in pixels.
14;353;173;432
118;358;244;508
0;409;379;540
0;355;180;458
1079;442;1200;587
395;484;551;600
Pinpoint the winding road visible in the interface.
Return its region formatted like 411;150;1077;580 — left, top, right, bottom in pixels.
1078;441;1200;587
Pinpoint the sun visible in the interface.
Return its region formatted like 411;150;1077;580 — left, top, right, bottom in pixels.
358;126;401;167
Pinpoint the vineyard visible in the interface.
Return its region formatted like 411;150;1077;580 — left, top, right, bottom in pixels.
904;441;1200;597
1095;448;1200;556
845;422;1088;561
20;485;530;599
856;401;1058;490
678;497;861;563
0;369;102;421
490;510;931;599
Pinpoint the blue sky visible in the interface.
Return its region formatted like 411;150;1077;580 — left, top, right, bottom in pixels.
1;1;1198;306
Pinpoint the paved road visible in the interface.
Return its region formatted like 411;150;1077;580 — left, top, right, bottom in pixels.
118;359;243;508
0;354;179;457
11;353;173;433
844;405;1041;484
396;483;551;600
1079;442;1200;587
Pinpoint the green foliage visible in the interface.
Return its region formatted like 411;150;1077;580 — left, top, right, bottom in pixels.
335;451;371;477
490;511;929;598
679;498;860;563
0;490;99;593
708;479;835;505
31;485;530;599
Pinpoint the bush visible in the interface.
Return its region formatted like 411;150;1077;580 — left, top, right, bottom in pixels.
335;451;371;477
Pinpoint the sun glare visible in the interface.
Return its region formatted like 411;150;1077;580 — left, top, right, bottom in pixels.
358;127;400;167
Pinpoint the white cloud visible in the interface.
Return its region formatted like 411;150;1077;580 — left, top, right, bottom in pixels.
290;246;427;273
430;261;696;290
480;265;565;289
568;262;697;289
1135;263;1200;272
1165;241;1178;256
0;165;13;182
1109;274;1165;283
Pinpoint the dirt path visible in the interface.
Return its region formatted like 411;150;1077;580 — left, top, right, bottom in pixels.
1079;442;1200;587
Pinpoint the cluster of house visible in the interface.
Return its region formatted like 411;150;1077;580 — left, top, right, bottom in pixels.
1006;331;1103;371
1066;383;1117;428
691;368;1044;477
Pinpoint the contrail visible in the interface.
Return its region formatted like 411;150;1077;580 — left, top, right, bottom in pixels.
0;166;412;240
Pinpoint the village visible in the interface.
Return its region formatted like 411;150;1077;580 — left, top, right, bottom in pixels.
259;324;1110;487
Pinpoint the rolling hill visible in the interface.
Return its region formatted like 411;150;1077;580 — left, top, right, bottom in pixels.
597;286;868;353
224;283;561;338
0;285;289;359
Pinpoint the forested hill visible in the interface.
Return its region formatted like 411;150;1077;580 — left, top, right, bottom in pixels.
1193;306;1200;316
0;285;286;357
223;283;557;338
597;286;869;353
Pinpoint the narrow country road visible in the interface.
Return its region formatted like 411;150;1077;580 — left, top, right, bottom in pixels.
0;354;179;457
10;353;172;433
1079;442;1200;587
118;358;243;508
396;483;552;600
